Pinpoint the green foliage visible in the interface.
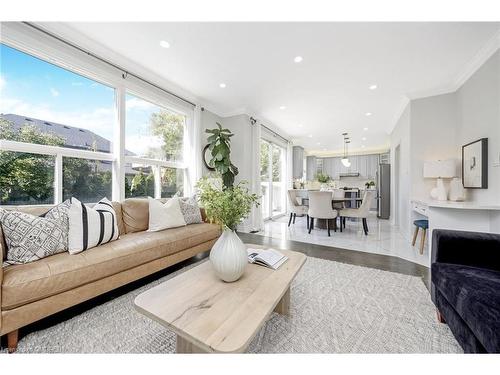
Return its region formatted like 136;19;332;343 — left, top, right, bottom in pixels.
365;180;375;189
196;175;259;231
205;123;238;189
0;119;63;204
149;110;184;162
128;169;155;197
316;172;331;183
146;110;184;195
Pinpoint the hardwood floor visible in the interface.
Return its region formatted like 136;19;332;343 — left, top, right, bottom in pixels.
0;233;429;350
238;232;430;289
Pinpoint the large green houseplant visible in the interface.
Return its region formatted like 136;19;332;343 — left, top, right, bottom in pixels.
205;123;239;189
198;124;259;282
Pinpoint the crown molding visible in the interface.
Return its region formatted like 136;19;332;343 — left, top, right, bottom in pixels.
452;29;500;91
391;28;500;133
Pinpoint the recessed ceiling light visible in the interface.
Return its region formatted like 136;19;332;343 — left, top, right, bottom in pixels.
365;112;372;117
369;84;377;90
317;142;321;145
308;134;313;138
361;145;366;148
363;127;368;131
294;56;303;63
362;137;367;141
219;83;226;88
279;106;286;110
159;40;170;48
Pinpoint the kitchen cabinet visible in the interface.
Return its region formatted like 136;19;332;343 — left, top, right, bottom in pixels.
292;146;304;179
306;156;317;181
320;153;383;180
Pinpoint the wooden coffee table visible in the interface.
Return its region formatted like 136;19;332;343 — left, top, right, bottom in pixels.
134;245;306;353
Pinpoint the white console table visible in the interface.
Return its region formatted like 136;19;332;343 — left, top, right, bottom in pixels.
410;199;500;254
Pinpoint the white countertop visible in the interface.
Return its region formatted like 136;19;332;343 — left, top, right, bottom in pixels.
411;199;500;211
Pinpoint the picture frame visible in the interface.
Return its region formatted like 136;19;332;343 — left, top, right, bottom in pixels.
462;138;488;189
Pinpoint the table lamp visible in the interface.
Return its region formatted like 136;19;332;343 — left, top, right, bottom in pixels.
423;160;456;201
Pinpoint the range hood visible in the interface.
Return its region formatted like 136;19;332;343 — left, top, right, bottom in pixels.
339;172;360;178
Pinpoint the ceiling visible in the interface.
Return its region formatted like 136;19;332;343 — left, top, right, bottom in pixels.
40;22;500;155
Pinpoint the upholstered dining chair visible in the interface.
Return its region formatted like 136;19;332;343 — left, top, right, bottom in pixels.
332;189;346;209
338;190;375;236
308;191;338;236
287;190;309;227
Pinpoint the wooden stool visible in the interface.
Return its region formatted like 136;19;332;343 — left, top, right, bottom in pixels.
412;219;429;255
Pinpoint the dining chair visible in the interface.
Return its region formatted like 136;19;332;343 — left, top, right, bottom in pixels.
338;190;375;235
308;191;338;236
332;189;345;209
287;190;309;228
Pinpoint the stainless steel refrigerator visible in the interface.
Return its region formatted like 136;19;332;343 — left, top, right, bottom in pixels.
376;164;390;219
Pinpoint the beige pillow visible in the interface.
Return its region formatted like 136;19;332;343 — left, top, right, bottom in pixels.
147;197;186;232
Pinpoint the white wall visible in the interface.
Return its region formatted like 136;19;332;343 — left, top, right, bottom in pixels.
410;93;458;200
390;104;411;238
456;50;500;206
391;49;500;235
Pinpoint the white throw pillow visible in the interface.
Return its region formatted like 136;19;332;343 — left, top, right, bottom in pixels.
68;197;119;254
148;197;186;232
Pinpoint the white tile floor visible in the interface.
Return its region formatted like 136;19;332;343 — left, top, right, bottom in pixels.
249;213;430;267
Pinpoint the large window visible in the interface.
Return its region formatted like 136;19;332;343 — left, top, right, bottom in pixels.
0;44;115;152
0;40;190;205
126;93;184;162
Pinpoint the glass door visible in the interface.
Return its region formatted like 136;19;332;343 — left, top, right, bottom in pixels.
260;139;286;221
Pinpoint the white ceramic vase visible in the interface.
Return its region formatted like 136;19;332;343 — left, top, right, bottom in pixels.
210;229;248;282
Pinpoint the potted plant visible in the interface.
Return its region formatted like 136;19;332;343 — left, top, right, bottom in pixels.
197;123;259;282
316;172;331;190
365;181;375;190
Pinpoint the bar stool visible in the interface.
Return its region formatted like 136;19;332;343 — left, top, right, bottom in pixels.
412;219;429;254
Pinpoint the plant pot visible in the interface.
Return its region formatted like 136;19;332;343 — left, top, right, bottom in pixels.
210;229;248;282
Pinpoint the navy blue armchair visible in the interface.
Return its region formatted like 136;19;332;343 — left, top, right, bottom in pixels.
431;229;500;353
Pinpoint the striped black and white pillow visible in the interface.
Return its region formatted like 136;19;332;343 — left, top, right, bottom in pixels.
68;197;119;254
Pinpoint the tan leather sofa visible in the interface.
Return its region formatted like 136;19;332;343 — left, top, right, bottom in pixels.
0;198;221;352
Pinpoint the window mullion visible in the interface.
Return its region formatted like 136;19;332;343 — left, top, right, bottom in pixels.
54;153;63;204
112;86;126;202
153;165;162;199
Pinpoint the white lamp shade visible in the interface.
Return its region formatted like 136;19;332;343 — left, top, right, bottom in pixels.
423;159;456;178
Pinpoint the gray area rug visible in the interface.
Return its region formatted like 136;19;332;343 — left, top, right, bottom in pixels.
8;257;462;353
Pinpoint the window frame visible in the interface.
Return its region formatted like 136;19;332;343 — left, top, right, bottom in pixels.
0;23;194;204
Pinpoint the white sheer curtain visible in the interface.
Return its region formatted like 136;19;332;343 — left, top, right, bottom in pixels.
286;141;293;213
185;105;202;196
250;121;264;232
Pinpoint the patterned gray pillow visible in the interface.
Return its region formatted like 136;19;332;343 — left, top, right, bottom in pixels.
43;199;71;249
178;196;203;224
0;209;67;266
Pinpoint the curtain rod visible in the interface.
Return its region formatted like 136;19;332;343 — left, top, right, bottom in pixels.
22;22;197;108
250;117;289;144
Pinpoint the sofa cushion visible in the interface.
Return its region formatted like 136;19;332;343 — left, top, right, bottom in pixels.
1;223;220;310
121;198;150;233
432;263;500;353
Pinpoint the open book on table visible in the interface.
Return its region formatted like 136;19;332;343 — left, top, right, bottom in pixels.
247;248;288;270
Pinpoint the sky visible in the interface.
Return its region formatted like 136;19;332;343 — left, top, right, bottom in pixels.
0;43;176;157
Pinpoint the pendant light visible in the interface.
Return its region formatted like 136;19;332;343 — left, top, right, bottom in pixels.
341;133;351;167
